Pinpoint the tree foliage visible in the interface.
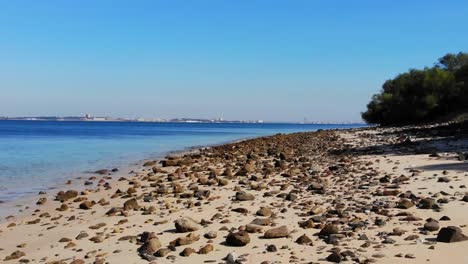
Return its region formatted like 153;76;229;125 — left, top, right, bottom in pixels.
362;52;468;125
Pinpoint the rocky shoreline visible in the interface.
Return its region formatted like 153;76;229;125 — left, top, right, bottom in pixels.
1;123;468;263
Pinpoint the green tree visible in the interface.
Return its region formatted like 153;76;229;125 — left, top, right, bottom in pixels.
362;52;467;125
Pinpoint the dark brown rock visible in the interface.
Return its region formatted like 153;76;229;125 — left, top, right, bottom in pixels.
226;231;250;246
436;226;468;243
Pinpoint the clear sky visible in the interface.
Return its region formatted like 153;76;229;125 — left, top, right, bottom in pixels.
1;0;467;122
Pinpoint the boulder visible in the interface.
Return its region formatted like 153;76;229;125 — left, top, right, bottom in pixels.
436;226;468;243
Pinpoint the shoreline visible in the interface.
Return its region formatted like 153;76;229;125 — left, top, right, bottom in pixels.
0;133;268;221
1;124;467;263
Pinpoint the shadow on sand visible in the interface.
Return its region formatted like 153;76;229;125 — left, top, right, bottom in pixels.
414;162;468;172
331;121;468;158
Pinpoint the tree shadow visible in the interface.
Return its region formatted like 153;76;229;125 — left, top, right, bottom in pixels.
414;162;468;172
331;121;468;157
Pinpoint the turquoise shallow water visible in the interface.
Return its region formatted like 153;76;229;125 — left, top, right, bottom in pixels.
0;121;363;202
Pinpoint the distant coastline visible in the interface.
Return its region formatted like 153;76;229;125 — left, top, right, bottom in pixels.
0;116;364;125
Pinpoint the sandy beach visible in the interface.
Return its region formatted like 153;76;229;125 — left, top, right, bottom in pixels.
1;123;468;264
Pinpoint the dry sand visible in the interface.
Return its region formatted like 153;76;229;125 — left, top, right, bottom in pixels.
1;123;467;264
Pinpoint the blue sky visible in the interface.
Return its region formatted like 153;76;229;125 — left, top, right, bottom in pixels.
0;0;467;122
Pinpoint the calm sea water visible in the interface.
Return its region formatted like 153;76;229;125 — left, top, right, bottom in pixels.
0;121;363;203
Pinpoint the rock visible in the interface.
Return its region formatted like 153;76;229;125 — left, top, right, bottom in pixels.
250;218;272;226
36;197;47;205
70;260;85;264
94;258;105;264
326;252;342;263
94;169;109;175
436;226;468;243
461;195;468;202
235;191;255;201
226;231;250;246
57;203;69;211
64;242;76;248
198;244;214;254
397;199;414;209
123;198;139;211
224;252;238;264
296;234;312;245
438;177;450;183
440;215;451;221
79;201;94;210
405;234;419;240
204;231;217;239
237;163;255;176
418;198;435;209
286;192;298;201
264;226;290;239
180;247;196;257
56;190;78;202
383;237;396;244
256;207;272;217
89;235;105;243
143;161;156;166
76;232;89;240
138;237;162;260
266;244;277;252
174;217;200;233
155;248;171;257
319;224;339;237
424;220;440;232
458;152;468;161
169;233;200;247
245;224;263;233
161;159;177;167
383;189;400;196
3;250;25;261
59;237;72;243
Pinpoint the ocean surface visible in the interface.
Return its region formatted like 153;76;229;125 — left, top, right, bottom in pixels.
0;121;363;203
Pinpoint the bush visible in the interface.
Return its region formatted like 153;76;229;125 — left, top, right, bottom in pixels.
362;52;468;125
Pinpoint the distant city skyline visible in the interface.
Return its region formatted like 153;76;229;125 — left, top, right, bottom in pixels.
0;114;364;124
1;1;467;122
